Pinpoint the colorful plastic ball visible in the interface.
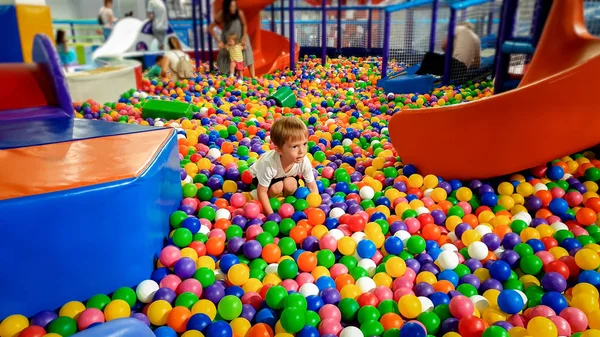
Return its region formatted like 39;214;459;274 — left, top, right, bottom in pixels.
205;321;233;337
0;315;29;337
47;317;77;337
154;326;177;337
497;290;524;315
398;294;422;319
527;316;558;337
449;295;474;319
218;295;243;321
16;326;46;337
280;308;306;333
77;308;105;330
399;321;426;337
103;299;131;321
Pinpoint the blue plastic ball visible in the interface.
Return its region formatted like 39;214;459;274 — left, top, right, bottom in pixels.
497;289;524;314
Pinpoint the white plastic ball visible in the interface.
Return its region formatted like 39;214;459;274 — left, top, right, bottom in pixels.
209;87;216;92
183;175;193;184
514;290;528;309
415;206;430;215
265;263;279;275
447;232;458;242
250;189;258;200
359;186;375;200
419;296;434;312
140;92;148;99
200;107;208;114
340;326;364;337
470;295;489;312
468;241;489;260
534;183;548;192
136;280;159;303
351;232;367;243
563;173;572;180
155;121;165;127
177;134;187;140
357;259;377;277
342;139;353;146
199;225;210;235
512;212;532;223
329;229;345;241
550;221;568;231
133;91;141;98
394;230;411;244
329;207;345;219
494;247;505;256
215;209;231;221
304;108;311;113
299;283;319;297
387;93;395;99
347;88;355;93
474;225;492;237
207;148;221;159
440;243;458;252
315;78;321;84
214;269;226;281
356;277;376;293
437;251;459;270
423;188;434;198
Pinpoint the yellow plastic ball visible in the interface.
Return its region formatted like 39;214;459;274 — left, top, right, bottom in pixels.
223;180;238;193
511;193;525;205
456;187;473;201
475;268;491;282
549;247;569;260
398;294;422;319
430;188;448;203
385;257;407;277
230;318;251;337
423;174;439;189
181;331;205;337
498;182;515;195
482;306;508;324
588;309;600;329
311;225;328;239
516;182;534;197
104;299;131;321
242;278;263;294
478;211;496;225
582;329;600;337
509;327;530;337
338;236;357;256
373;272;393;288
571;293;599;315
263;273;282;286
340;284;361;299
445;216;463;231
407;174;424;188
573;283;600;299
306;193;322;208
181;247;199;260
416;271;437;284
59;301;86;319
228;264;250;286
498;195;515;210
312;266;331;280
196;256;216;270
462;229;482;246
197;158;212;171
526;316;558;337
0;315;29;337
443;333;462;337
520;227;541;241
575;248;600;270
191;299;217;319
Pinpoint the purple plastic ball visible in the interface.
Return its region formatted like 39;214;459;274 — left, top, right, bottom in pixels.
174;257;197;279
153;288;177;303
31;311;58;328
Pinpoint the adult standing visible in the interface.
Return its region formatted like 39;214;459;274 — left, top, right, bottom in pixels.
208;0;255;78
99;0;117;40
147;0;169;50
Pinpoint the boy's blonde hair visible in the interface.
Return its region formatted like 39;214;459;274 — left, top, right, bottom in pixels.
458;21;475;31
270;116;308;148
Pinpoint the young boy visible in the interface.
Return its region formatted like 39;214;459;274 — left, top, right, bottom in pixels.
226;33;245;78
146;55;167;79
249;116;318;215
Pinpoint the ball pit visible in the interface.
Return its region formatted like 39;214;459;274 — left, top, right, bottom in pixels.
4;56;600;337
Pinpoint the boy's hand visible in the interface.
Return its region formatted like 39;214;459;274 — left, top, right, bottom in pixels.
241;41;247;50
218;41;226;49
257;185;273;215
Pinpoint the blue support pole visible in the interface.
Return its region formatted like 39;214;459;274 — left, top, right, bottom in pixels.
191;0;200;69
290;0;296;70
198;0;205;62
280;0;285;36
493;0;518;93
367;8;373;50
429;0;439;52
322;0;327;63
205;0;213;71
442;8;457;85
337;0;342;52
271;3;276;32
382;11;391;78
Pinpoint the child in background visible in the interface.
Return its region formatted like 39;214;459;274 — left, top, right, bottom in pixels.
249;117;318;215
146;55;167;79
55;29;69;72
226;33;245;78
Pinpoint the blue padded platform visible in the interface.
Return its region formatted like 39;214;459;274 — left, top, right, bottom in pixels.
0;118;159;149
0;130;181;319
72;318;154;337
378;74;435;94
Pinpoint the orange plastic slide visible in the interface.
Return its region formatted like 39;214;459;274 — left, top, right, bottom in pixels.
387;0;600;180
303;0;385;5
213;0;299;77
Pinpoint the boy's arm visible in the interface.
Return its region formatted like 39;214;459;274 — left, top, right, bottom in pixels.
257;184;273;215
306;180;319;194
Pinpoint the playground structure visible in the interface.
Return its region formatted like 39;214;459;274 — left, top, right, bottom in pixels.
0;34;181;330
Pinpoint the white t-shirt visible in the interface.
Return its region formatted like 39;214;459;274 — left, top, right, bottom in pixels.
99;6;114;29
249;150;315;187
148;0;168;31
452;25;481;68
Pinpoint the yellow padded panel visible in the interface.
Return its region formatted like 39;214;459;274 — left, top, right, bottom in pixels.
17;4;53;63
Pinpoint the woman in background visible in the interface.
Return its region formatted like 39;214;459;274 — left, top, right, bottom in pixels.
99;0;117;40
208;0;255;78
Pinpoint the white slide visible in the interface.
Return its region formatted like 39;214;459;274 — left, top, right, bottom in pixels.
92;17;193;60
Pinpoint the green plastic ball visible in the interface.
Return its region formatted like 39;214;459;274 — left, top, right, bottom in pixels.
112;287;136;307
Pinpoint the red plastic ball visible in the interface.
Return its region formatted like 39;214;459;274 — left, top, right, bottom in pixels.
356;292;380;307
458;315;487;337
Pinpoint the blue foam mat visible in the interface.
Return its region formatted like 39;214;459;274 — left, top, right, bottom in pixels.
0;130;181;319
0;118;160;149
72;318;154;337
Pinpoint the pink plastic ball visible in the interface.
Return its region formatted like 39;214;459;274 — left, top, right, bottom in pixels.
241;292;263;310
449;295;474;319
208;229;226;240
559;307;588;333
372;251;383;265
548;315;571;336
550;187;565;199
319;235;337;251
535;251;555;265
281;279;299;292
177;278;202;297
318;318;342;335
200;218;212;230
572;227;589;237
330;264;349;279
404;268;417;281
244;203;260;218
405;218;420;234
392;277;413;291
507;314;527;328
296;273;315;287
181;198;199;211
322;167;334;179
230;193;246;208
565;191;583;207
319;304;341;321
160;274;182;291
373;286;394;301
245;225;263;240
547;215;561;224
393;288;414;301
77;308;105;330
529;305;555;317
279;204;294;218
159;246;182;268
457;201;472;214
355;211;369;223
421;197;435;208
